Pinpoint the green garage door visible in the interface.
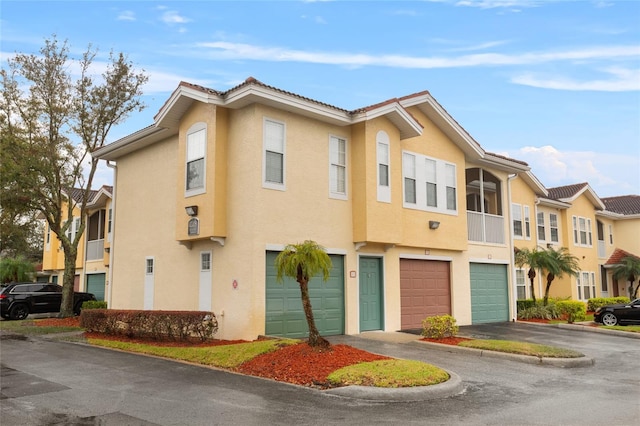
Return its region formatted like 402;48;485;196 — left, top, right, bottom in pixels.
470;263;509;324
86;273;106;301
265;251;344;338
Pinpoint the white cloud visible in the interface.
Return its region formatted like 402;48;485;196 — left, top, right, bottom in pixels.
117;11;136;21
512;67;640;91
161;10;191;25
506;146;640;196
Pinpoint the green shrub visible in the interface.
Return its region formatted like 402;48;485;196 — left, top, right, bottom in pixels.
556;301;586;323
587;297;630;312
421;315;458;339
80;309;218;342
517;299;536;312
517;302;561;320
82;300;107;310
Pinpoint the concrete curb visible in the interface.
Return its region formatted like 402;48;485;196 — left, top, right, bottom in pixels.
519;321;640;339
323;370;463;401
409;340;595;368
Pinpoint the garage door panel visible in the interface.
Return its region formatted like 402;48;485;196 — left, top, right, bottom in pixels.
400;259;451;329
266;252;344;338
470;263;509;324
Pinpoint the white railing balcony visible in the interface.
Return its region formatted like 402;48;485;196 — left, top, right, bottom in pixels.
86;239;104;261
597;240;606;258
467;211;505;244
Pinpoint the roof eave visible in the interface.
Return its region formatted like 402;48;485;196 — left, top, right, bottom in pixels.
351;103;422;140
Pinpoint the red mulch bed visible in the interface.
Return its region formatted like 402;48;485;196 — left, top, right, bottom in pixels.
35;318;392;388
236;342;390;388
421;336;472;345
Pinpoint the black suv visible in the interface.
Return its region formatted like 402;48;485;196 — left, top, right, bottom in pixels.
0;282;96;320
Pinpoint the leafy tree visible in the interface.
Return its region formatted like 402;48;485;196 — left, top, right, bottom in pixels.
0;256;36;283
539;247;580;306
0;36;147;316
275;240;333;348
611;256;640;299
514;247;547;303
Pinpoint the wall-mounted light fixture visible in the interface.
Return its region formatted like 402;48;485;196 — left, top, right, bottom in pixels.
185;205;198;217
429;220;440;230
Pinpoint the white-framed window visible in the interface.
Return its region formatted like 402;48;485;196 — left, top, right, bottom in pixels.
537;211;546;242
107;208;113;242
516;268;527;300
577;271;596;300
402;150;457;214
145;257;154;275
185;123;206;195
403;152;416;204
376;131;390;203
573;216;593;247
46;224;51;251
263;118;286;190
608;224;613;245
512;203;523;238
523;206;531;239
201;251;211;272
74;217;81;239
549;213;559;243
329;135;347;199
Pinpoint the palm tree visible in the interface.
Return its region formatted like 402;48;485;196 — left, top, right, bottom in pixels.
274;240;333;348
540;247;581;306
611;256;640;299
0;256;35;283
515;247;546;303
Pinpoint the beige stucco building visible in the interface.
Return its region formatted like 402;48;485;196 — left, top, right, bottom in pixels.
93;78;639;341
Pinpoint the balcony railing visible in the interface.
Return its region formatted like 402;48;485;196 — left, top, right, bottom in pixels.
86;239;104;261
597;240;606;258
467;211;505;244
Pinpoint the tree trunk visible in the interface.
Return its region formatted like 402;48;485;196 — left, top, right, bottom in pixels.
60;244;78;317
528;269;537;303
298;276;330;349
543;273;555;306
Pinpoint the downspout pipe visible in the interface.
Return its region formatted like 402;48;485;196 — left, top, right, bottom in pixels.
507;173;517;321
106;160;117;309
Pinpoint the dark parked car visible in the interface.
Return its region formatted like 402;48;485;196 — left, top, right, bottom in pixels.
594;298;640;326
0;282;96;320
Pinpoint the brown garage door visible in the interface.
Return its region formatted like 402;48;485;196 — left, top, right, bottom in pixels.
400;259;451;329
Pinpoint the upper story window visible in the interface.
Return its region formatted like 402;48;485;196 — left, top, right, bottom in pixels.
329;135;347;199
512;203;523;238
377;131;390;203
186;123;206;195
107;208;113;242
523;206;531;239
403;150;458;214
573;215;592;247
537;211;546;241
201;251;211;272
145;257;154;275
45;224;51;251
263;118;286;190
608;224;613;245
549;213;559;243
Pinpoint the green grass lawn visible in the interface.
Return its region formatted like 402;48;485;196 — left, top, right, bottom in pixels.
0;319;82;335
458;339;584;358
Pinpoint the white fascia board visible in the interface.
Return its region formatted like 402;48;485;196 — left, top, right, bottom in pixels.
351;103;422;139
476;154;530;173
92;126;171;161
224;85;352;126
520;171;548;197
538;197;571;209
154;85;222;123
561;185;606;210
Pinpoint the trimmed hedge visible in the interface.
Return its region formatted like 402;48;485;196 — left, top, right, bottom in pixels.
587;297;630;312
80;309;218;342
82;300;107;310
421;315;459;339
517;299;536;312
556;301;586;324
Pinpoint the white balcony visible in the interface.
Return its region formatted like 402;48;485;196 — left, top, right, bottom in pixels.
86;239;104;261
467;211;505;244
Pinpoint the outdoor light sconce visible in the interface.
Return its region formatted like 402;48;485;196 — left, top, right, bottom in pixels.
185;205;198;217
429;220;440;230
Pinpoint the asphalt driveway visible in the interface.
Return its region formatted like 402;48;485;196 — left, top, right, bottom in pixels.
1;322;638;425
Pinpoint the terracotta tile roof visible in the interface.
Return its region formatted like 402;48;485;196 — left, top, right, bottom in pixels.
67;188;99;204
606;248;640;265
546;183;589;200
602;195;640;215
486;151;529;167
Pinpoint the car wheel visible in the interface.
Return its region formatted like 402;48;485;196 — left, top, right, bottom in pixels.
9;304;29;321
601;312;618;326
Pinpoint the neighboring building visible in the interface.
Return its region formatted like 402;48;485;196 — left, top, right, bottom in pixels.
93;78;639;341
41;186;112;300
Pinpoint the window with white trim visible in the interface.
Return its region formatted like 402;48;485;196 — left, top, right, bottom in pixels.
376;132;390;203
608;224;613;245
263;118;285;189
107;208;113;242
145;257;154;275
201;252;211;271
537;211;545;242
329;135;347;199
516;268;527;300
402;150;457;214
523;206;531;239
46;224;51;251
512;203;523;238
549;213;559;243
577;271;596;300
186;123;206;194
573;216;592;247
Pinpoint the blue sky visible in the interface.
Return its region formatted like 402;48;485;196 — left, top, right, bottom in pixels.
2;0;639;198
